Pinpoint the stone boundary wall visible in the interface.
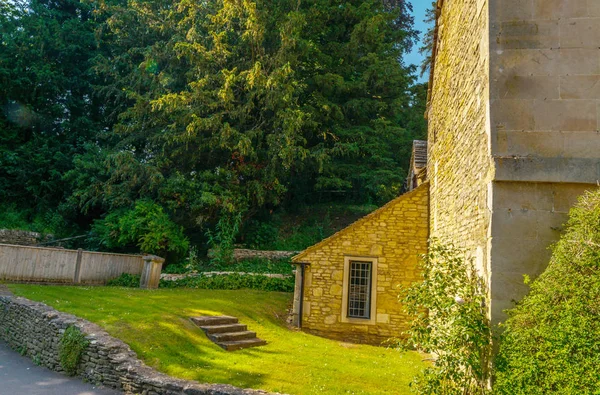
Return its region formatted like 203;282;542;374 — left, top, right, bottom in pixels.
0;229;52;246
0;294;277;395
209;249;299;261
161;272;293;282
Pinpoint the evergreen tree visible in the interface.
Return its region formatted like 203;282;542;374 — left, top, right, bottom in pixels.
0;0;105;225
73;0;421;228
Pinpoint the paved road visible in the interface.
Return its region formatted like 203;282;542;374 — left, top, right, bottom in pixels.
0;340;120;395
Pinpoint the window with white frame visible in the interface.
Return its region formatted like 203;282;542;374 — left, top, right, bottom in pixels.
341;256;378;324
347;261;373;319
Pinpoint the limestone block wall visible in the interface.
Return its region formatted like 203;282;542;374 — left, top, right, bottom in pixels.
490;182;592;317
293;184;429;345
487;0;600;322
0;295;273;395
426;0;492;275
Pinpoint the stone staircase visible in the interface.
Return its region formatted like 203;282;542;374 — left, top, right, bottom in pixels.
191;315;267;351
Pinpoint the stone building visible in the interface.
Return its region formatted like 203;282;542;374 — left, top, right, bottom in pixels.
427;0;600;324
291;184;428;344
292;0;599;344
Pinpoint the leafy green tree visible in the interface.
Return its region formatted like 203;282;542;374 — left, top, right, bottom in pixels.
495;189;600;394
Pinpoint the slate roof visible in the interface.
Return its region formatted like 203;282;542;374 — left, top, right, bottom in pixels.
411;140;428;172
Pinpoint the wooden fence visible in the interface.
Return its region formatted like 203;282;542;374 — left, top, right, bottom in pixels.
0;243;146;285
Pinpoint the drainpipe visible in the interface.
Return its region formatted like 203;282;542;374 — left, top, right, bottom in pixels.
298;262;307;329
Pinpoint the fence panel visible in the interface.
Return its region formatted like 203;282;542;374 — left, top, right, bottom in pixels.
0;243;145;284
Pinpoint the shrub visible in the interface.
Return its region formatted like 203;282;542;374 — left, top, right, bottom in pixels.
92;199;189;258
495;188;600;394
162;246;201;274
107;273;141;287
59;326;89;376
402;240;492;395
206;212;242;265
160;273;294;292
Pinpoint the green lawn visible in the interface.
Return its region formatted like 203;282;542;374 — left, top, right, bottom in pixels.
8;285;424;395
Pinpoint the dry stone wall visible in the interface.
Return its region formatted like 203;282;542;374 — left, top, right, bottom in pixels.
209;249;298;261
0;229;51;246
0;295;276;395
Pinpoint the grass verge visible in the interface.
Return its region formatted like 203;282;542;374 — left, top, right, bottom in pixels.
9;285;424;395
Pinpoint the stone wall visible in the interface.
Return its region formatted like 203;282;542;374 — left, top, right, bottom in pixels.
208;249;298;261
487;0;600;322
0;229;51;246
292;184;429;345
0;294;274;395
426;0;492;278
428;0;599;325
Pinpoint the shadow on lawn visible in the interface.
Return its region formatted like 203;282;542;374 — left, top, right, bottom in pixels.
149;319;278;390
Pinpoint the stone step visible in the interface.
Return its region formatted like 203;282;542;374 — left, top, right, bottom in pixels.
190;315;238;326
209;331;257;342
218;338;267;351
191;315;267;351
199;323;247;334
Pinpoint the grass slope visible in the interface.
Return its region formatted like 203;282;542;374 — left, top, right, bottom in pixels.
9;285;423;395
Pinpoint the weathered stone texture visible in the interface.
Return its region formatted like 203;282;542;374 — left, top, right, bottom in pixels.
0;229;51;246
293;184;429;345
427;0;492;277
208;249;298;261
429;0;599;325
487;0;600;322
0;295;276;395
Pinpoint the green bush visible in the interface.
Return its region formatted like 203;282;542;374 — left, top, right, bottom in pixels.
160;273;294;292
0;204;65;235
92;199;189;258
402;240;492;395
206;212;242;265
495;189;600;394
107;273;141;288
59;326;89;376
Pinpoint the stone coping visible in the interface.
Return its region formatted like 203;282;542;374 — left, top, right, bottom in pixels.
161;272;293;281
0;294;280;395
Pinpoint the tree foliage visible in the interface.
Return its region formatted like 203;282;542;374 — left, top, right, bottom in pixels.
0;0;106;214
92;199;189;257
0;0;426;253
418;2;437;77
495;188;600;395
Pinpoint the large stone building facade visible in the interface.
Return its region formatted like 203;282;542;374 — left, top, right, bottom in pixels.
291;184;428;344
428;0;599;324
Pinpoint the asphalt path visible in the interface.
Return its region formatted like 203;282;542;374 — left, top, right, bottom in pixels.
0;340;120;395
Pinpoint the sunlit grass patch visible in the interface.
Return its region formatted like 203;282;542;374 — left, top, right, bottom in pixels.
9;285;424;395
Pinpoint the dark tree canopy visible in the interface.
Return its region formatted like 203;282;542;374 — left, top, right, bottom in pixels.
0;0;426;251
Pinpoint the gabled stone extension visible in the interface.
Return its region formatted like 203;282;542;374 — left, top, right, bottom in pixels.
191;316;267;351
291;183;429;345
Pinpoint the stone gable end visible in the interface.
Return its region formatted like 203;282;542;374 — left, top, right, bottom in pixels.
292;183;429;344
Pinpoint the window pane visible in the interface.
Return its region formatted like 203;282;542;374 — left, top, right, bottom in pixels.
347;261;372;319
